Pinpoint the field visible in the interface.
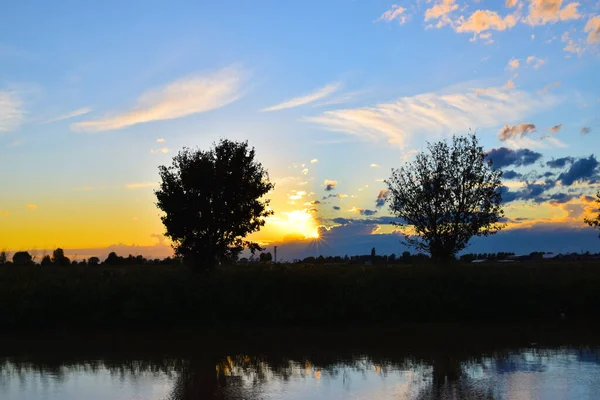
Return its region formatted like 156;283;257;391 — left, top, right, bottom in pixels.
1;262;599;329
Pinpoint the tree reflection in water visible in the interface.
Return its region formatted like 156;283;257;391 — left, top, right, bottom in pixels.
0;323;599;399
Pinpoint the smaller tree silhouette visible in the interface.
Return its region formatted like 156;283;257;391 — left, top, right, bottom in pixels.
584;191;600;237
104;252;122;265
12;251;33;265
52;248;71;266
41;255;52;266
0;251;7;265
88;257;100;266
386;134;504;263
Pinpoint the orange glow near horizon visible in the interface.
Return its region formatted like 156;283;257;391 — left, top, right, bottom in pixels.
265;209;320;240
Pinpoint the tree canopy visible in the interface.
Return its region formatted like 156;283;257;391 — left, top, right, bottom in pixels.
155;139;274;269
385;134;504;262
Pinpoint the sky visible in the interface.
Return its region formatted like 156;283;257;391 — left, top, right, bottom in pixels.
1;0;600;261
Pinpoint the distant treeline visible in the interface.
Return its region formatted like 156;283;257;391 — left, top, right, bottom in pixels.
2;248;600;267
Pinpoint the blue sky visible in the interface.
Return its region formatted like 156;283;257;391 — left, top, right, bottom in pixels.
1;0;600;260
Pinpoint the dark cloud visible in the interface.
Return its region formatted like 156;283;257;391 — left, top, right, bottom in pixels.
546;157;575;168
486;147;543;169
332;217;350;224
331;216;396;225
498;123;536;141
333;206;341;211
309;200;321;205
375;189;390;208
498;186;519;203
581;126;592;135
558;155;599;186
502;170;522;180
322;193;348;200
548;193;576;204
324;179;337;191
499;179;557;204
549;124;562;133
356;208;378;216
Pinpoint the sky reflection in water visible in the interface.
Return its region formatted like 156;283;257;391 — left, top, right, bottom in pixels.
2;347;599;400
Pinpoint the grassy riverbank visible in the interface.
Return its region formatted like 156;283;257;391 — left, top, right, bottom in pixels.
1;262;599;329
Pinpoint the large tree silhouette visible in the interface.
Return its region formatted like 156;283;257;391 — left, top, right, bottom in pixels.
385;134;504;262
155;139;274;269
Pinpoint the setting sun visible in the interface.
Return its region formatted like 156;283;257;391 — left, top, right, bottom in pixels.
268;209;320;240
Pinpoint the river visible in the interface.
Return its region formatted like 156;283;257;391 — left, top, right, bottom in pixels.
1;322;598;399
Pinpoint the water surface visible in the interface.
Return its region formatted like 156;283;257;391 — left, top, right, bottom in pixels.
1;323;599;399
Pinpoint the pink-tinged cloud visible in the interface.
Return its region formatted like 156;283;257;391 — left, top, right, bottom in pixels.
585;16;600;43
550;124;562;133
456;9;517;33
525;0;582;26
507;58;520;70
71;66;246;132
498;123;537;141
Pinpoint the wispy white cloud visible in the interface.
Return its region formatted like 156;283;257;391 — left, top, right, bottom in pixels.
376;5;409;24
310;158;318;164
526;55;546;69
0;90;24;133
124;182;158;189
71;66;246;132
261;82;340;112
156;138;165;143
307;85;558;148
42;107;91;124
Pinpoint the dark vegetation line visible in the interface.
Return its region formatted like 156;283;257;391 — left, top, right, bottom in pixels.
1;262;599;329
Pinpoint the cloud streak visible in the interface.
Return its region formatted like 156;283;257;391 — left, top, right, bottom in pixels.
307;85;557;148
43;107;92;124
261;82;340;112
71;66;246;132
125;182;158;189
0;90;24;133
